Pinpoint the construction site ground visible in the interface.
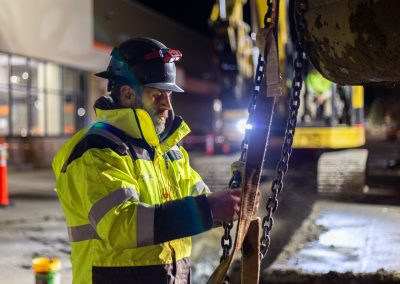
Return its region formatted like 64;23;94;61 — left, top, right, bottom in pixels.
0;130;399;283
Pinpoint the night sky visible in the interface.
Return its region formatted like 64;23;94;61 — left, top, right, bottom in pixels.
133;0;216;38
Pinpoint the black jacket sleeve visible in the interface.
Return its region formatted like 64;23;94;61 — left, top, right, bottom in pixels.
153;195;213;244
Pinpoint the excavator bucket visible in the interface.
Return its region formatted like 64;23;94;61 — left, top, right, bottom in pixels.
299;0;400;85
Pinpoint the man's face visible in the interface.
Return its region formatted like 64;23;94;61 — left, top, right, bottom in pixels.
138;87;173;135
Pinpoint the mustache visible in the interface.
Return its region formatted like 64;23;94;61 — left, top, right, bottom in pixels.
152;111;168;123
155;110;169;118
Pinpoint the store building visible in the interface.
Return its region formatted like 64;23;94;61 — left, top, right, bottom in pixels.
0;0;218;169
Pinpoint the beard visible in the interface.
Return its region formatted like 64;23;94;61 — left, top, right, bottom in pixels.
134;100;166;135
135;101;167;135
151;115;166;135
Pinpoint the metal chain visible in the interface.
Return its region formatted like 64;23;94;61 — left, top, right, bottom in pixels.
219;0;275;263
260;0;308;259
264;0;274;27
220;52;266;262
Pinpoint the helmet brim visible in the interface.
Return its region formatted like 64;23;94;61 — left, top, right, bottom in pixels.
143;82;184;93
94;71;111;79
95;72;184;93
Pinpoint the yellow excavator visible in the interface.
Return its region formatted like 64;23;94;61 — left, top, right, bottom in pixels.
256;0;400;196
209;0;374;197
210;0;370;155
207;1;400;283
260;0;366;150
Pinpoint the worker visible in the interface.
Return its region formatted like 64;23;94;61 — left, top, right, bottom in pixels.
52;37;248;284
305;69;333;123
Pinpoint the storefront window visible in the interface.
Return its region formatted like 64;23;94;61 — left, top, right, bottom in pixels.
29;92;45;136
11;88;28;137
0;54;86;137
0;88;9;136
10;56;28;87
30;60;46;91
46;93;62;136
10;55;28;136
63;68;81;95
0;53;8;86
0;54;9;136
46;63;62;136
63;95;76;134
30;60;46;136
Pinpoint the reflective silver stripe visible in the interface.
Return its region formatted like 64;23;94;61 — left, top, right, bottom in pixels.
67;224;100;242
168;150;183;161
136;203;156;247
170;145;180;151
88;187;140;228
190;181;210;196
132;145;151;160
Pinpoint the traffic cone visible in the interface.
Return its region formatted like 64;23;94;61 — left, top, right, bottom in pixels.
0;142;9;206
205;134;214;156
222;143;231;154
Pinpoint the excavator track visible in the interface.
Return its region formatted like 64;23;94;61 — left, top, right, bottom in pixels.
317;149;368;196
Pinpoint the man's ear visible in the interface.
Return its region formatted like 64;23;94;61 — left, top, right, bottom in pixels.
119;85;136;107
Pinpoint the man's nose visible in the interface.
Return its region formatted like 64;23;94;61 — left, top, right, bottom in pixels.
158;92;172;110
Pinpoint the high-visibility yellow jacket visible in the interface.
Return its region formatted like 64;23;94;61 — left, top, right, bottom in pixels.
52;96;213;283
306;70;332;95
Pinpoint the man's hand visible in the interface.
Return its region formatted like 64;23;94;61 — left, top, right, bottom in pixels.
206;188;241;222
231;160;261;215
316;95;325;105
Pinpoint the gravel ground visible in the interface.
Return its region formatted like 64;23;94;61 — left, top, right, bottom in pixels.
0;198;72;284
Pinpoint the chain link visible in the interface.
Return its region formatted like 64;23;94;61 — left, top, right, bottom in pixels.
260;0;308;259
263;0;274;27
220;221;233;262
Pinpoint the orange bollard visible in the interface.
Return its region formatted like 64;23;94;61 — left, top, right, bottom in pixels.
0;142;9;207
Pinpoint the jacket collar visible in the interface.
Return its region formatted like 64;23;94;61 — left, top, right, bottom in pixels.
94;106;190;152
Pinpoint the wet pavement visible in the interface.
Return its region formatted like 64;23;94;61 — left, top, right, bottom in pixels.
266;201;400;275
